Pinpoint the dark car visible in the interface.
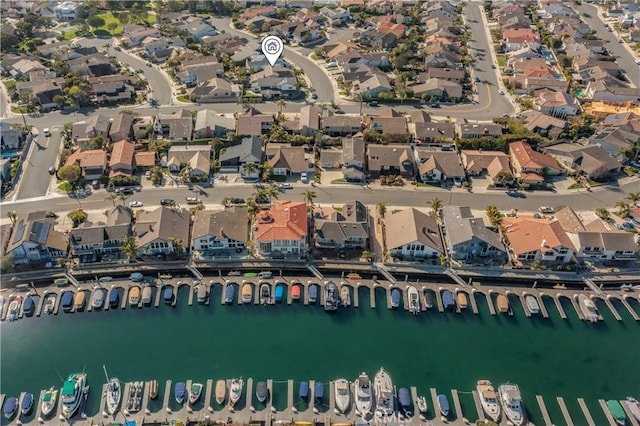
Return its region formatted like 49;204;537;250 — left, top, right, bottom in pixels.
48;166;56;175
116;187;134;195
429;103;441;108
582;12;591;17
160;199;175;206
506;190;526;198
231;198;246;206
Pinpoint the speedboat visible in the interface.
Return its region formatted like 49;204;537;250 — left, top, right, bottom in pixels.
196;285;207;304
324;281;339;311
355;373;372;418
314;382;324;403
374;367;394;419
3;397;17;419
20;392;34;415
437;394;449;417
215;380;226;404
525;295;540;315
308;283;318;303
334;379;350;413
74;291;86;310
109;287;120;308
242;283;253;304
607;400;627;426
44;293;56;314
149;380;158;399
41;387;58;417
498;383;525;426
299;381;309;401
340;286;351;307
424;292;434;309
457;292;468;309
129;286;141;306
477;380;500;423
174;382;186;405
163;286;174;304
390;288;401;308
579;294;599;323
61;372;87;419
23;295;35;316
7;295;22;321
496;294;509;313
105;377;121;415
398;388;411;416
291;283;301;301
143;285;153;305
260;282;271;305
623;397;640;422
442;290;455;310
416;395;428;414
408;285;420;314
256;381;268;403
189;383;203;405
229;378;243;407
275;283;285;303
225;283;235;304
92;288;106;309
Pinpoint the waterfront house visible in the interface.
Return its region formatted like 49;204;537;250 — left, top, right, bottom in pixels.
218;136;263;177
568;231;638;262
5;211;67;266
65;148;108;181
313;201;369;249
191;208;248;254
135;207;191;256
502;216;575;265
253;200;307;257
385;208;444;260
509;141;562;184
68;206;133;262
441;206;507;263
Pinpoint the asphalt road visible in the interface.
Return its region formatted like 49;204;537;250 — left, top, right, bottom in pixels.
572;3;640;88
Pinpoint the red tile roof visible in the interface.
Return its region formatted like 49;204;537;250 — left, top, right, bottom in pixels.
254;201;307;242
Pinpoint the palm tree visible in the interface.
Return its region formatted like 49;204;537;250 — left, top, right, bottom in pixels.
120;235;138;263
276;98;288;114
242;163;257;178
105;193;119;207
361;250;375;262
7;211;17;225
427;197;443;216
595;208;610;221
302;189;317;208
221;197;232;208
117;191;128;205
627;192;640;206
485;204;503;226
615;200;631;218
376;201;387;218
260;162;273;181
168;237;184;256
246;198;260;216
354;92;366;116
264;185;279;206
382;251;391;263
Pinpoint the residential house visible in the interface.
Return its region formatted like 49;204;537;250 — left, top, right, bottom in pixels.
424;51;461;69
142;38;173;62
135;207;191;256
320;115;361;136
411;122;456;145
351;72;393;99
366;109;408;135
191;77;241;103
108;112;133;143
543;143;622;179
178;18;216;41
458;123;503;139
194;110;235;139
121;27;161;47
502;27;541;52
253;200;308;256
250;67;299;100
0;159;11;186
367;144;416;178
358;30;399;49
0;122;23;150
32;81;64;110
218;136;263;176
5;212;67;266
166;145;212;178
461;150;514;186
320;148;343;169
298;105;319;136
411;78;463;100
265;144;309;176
510;140;562;184
415;150;465;183
502;216;575;264
157;109;193;141
53;1;80;21
65;148;108;181
441;206;507;262
419;68;465;83
191;208;248;253
108;140;136;178
342;134;366;181
320;6;350;25
385;208;444;259
584;80;640;104
134;151;156;170
177;56;224;86
71;114;112;145
91;77;135;104
313;201;369;249
568;231;638;261
519;110;568;139
68;206;133;261
533;89;580;118
588;128;639;161
236;108;275;137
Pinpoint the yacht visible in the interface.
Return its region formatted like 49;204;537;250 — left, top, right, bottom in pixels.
334;379;351;413
242;282;253;304
61;372;87;419
196;285;207;304
43;293;56;314
579;294;599;323
416;395;428;414
355;373;372;418
92;288;106;309
476;380;500;423
143;285;153;305
20;392;34;415
259;282;271;305
7;295;22;321
623;397;640;422
174;382;186;405
498;383;525;426
324;281;339;312
437;394;449;417
149;380;158;399
129;286;140;306
374;367;395;419
340;286;351;307
189;383;203;405
41;387;58;417
215;380;226;404
256;381;268;403
408;285;420;314
3;397;17;419
525;295;540;315
229;378;243;407
607;400;627;426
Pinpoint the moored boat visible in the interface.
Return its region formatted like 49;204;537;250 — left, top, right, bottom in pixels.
496;294;509;313
7;295;23;321
242;283;253;304
163;286;174;304
398;388;411;415
174;382;186;405
355;373;372;418
525;295;540;315
457;292;468;309
334;379;350;413
61;372;87;419
476;380;500;423
196;285;207;304
324;281;339;312
44;293;56;314
374;367;394;419
20;392;34;415
314;382;324;403
299;381;309;401
3;397;17;419
437;394;449;417
128;286;140;306
408;285;420;314
275;283;285;303
103;365;121;416
416;396;428;414
607;400;627;426
579;294;599;323
442;290;455;310
142;285;153;305
256;381;268;403
424;292;434;309
623;397;640;422
291;283;301;301
215;380;226;404
189;383;203;405
74;292;86;310
390;288;401;308
108;287;119;308
340;286;351;307
41;387;58;417
23;295;35;316
229;378;243;407
149;380;158;399
498;383;525;426
308;283;318;303
260;282;271;305
225;284;235;304
92;288;106;309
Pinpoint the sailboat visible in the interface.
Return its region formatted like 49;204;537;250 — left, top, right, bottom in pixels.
103;365;121;416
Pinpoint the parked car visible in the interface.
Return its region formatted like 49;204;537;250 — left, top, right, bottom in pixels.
429;103;440;108
116;187;134;195
160;199;175;206
230;198;245;206
279;183;293;190
368;100;379;106
301;172;308;183
129;201;143;208
185;197;200;205
539;206;554;214
48;166;56;175
498;90;505;95
43;128;51;137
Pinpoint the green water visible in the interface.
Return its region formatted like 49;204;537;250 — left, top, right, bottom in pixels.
2;285;639;426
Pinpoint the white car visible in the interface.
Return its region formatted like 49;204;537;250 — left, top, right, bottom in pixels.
129;201;143;208
43;128;51;137
279;183;293;190
538;206;554;214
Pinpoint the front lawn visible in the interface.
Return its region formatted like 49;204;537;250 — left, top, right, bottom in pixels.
496;55;506;67
89;12;124;36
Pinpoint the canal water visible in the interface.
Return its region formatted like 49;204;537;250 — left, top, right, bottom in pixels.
1;284;639;426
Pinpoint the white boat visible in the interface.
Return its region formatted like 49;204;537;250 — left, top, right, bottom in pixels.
149;380;158;399
578;294;599;323
41;387;58;417
408;285;420;314
92;288;106;309
525;295;540;315
189;383;203;405
477;380;501;423
340;286;351;307
498;383;525;426
215;380;226;404
44;293;56;314
103;366;121;416
416;395;428;414
624;397;640;422
7;295;22;321
355;373;373;418
61;372;87;419
229;378;243;407
334;379;351;413
374;367;395;419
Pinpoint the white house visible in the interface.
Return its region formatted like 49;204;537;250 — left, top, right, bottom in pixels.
191;208;248;254
54;1;80;21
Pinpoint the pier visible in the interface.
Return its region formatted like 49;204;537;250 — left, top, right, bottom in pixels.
578;397;596;426
557;397;574;426
485;292;496;315
621;400;640;426
554;294;568;319
450;390;463;422
599;399;618;426
536;395;552;426
471;390;485;422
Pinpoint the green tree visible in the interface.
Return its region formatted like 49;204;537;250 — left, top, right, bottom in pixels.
486;205;504;226
87;16;106;28
168;237;184;256
57;164;82;184
276;99;288;114
376;202;387;218
427;197;443;217
68;209;88;227
361;250;375;262
302;189;317;208
627;192;640;206
615;200;630;218
242;163;257;177
0;255;15;272
120;234;138;262
595;208;610;221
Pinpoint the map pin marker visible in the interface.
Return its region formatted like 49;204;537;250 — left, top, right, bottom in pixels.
261;35;284;67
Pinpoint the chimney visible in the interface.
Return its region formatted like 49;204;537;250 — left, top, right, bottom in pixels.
541;239;547;248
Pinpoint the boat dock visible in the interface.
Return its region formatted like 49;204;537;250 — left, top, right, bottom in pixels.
471;390;485;422
598;399;618;426
554;294;568;319
557;396;575;426
621;400;640;426
536;395;553;426
450;390;463;421
578;397;597;426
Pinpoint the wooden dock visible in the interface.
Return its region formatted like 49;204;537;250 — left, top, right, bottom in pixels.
369;285;375;309
621;400;640;426
578;397;596;426
621;298;640;321
204;379;213;411
435;290;444;312
308;380;316;414
266;379;273;414
162;380;172;413
450;389;462;421
536;395;552;426
538;294;550;318
519;294;531;317
603;298;621;321
599;399;618;426
469;290;479;314
554;295;568;319
141;381;151;414
287;379;294;412
98;383;108;417
557;397;574;426
245;378;253;411
485;292;496;315
35;389;45;421
571;295;585;320
429;388;439;417
471;390;485;422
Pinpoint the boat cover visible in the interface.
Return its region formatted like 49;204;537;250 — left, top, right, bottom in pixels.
398;388;410;408
24;296;35;314
21;393;33;412
3;397;17;416
299;381;309;400
391;289;401;306
256;382;267;399
309;285;318;299
438;394;449;414
314;382;324;400
442;291;455;307
175;382;186;399
163;287;174;301
225;285;235;299
109;289;119;304
61;291;74;307
275;284;284;302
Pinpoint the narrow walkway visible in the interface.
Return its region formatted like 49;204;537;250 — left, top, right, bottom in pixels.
187;264;204;281
375;264;397;284
306;264;323;280
444;269;467;287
